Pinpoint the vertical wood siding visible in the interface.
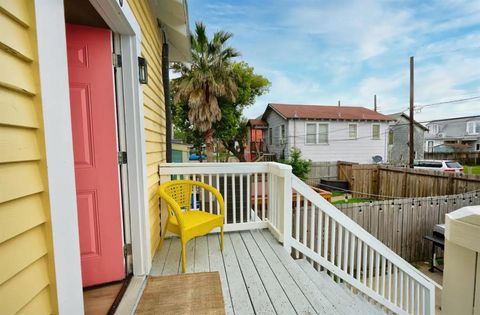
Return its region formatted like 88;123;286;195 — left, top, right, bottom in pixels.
128;0;166;257
0;0;57;313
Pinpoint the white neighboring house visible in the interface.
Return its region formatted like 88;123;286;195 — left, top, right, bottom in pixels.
261;103;392;163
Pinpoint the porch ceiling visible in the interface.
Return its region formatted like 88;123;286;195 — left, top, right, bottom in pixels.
150;0;191;62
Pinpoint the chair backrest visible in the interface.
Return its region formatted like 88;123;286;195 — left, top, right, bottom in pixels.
159;180;225;226
161;181;193;212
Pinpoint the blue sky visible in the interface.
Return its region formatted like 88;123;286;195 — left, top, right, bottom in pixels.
187;0;480;122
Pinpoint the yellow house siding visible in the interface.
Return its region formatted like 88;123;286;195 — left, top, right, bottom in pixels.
128;0;167;257
0;1;57;313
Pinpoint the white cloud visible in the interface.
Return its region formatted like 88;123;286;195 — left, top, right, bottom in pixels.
285;0;415;59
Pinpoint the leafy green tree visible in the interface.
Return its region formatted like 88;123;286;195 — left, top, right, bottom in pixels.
214;62;269;161
171;22;240;161
282;148;312;180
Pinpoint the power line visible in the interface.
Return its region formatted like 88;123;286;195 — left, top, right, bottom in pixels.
396;94;480;112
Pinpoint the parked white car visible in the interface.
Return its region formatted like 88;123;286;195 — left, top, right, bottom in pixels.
413;160;464;173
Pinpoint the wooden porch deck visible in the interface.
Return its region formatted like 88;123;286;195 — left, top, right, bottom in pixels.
150;229;384;315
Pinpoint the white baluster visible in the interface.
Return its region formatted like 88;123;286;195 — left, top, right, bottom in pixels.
375;252;380;291
343;229;349;271
247;174;251;221
261;173;266;220
317;209;323;257
323;214;329;259
232;174;236;224
310;203;315;250
254;173;258;218
208;174;212;213
337;225;343;268
224;173;228;224
240;174;244;223
201;174;205;211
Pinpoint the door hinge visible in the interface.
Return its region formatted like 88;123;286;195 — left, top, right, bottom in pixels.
118;151;127;165
123;243;132;256
113;53;122;68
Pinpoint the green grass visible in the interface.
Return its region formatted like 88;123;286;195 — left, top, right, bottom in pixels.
332;198;373;205
331;191;346;197
464;165;480;175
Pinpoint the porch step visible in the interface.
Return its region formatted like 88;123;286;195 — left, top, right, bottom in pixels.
296;259;387;315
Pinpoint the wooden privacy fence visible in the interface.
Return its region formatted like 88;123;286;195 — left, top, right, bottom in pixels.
336;191;480;262
339;164;480;199
306;161;338;185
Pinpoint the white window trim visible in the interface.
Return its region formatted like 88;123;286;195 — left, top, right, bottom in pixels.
305;122;317;145
317;123;329;144
467;121;480;135
372;123;381;140
348;123;358;140
305;122;329;145
35;0;149;313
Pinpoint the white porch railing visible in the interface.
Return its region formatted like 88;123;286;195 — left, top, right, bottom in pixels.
159;162;436;315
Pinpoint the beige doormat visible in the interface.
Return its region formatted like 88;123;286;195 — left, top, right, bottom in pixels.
135;272;225;315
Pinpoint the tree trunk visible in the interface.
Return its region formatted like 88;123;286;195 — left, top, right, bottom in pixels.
204;128;215;162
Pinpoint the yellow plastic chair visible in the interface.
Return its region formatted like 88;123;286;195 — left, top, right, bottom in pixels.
158;180;225;273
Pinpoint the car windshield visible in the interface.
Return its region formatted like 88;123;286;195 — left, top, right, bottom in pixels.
445;162;462;168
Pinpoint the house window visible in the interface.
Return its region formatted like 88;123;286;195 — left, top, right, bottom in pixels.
348;124;357;139
467;121;480;135
372;124;380;140
476;143;480;151
306;123;316;144
268;128;272;145
427;140;434;153
318;124;328;144
281;124;286;144
388;130;394;145
275;125;283;145
429;124;439;134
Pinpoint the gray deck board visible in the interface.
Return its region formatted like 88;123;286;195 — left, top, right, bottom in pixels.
230;232;276;315
150;238;171;276
240;231;297;315
250;230;318;314
150;229;386;315
223;233;255;315
207;234;234;315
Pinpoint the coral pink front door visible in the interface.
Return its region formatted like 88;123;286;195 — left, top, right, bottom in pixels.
66;24;125;287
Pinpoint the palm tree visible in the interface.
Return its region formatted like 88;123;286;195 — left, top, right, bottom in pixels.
172;22;240;161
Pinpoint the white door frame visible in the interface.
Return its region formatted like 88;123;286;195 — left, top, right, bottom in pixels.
35;0;150;313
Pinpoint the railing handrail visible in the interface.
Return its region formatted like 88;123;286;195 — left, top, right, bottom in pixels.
159;162;291;176
291;175;435;290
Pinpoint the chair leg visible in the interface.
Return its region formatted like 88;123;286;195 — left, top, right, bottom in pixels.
181;239;187;273
220;226;224;251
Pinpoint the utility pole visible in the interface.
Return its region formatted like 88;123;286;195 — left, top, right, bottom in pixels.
374;94;377;112
409;56;415;168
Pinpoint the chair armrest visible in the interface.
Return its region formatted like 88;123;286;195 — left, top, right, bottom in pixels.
158;187;185;228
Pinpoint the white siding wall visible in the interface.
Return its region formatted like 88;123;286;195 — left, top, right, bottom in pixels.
290;119;389;163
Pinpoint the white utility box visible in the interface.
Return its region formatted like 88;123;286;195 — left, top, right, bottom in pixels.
442;205;480;315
